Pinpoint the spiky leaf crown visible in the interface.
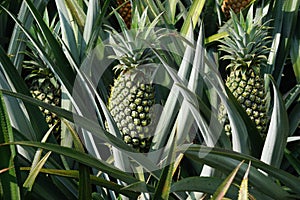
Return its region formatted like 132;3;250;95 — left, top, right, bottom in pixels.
108;7;163;71
219;10;271;74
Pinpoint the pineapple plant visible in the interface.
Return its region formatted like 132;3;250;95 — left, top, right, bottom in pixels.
218;11;271;138
106;9;160;153
116;0;132;28
221;0;252;18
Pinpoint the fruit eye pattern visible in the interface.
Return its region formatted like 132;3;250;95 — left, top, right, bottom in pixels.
108;70;156;153
218;11;271;139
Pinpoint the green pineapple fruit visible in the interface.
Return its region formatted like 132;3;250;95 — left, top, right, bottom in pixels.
218;11;271;138
108;66;156;152
107;9;160;152
24;64;61;138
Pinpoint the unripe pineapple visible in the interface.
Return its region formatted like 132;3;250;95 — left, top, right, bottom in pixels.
221;0;251;18
108;67;156;152
117;0;132;28
218;11;271;138
24;66;61;138
107;9;160;152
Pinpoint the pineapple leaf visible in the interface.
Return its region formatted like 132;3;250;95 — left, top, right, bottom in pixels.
64;0;86;32
171;177;239;199
261;74;289;167
180;0;205;36
211;160;244;200
1;89;162;179
21;167;141;198
182;145;298;198
1;140;139;185
238;161;251;200
153;131;176;200
0;90;21;199
287;100;300;136
266;0;300;81
290;34;300;83
23;151;52;191
55;0;80;63
6;0;46;72
0;45;49;141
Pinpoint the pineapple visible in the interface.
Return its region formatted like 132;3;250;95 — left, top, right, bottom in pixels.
117;0;132;28
24;65;61;138
218;11;271;138
107;9;160;152
221;0;251;18
108;66;156;152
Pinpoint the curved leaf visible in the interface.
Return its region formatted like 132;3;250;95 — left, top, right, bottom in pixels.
1;141;138;185
212;161;244;200
181;145;300;198
171;177;239;199
261;75;289;167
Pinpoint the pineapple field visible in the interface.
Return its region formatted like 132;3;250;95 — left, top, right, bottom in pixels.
0;0;300;199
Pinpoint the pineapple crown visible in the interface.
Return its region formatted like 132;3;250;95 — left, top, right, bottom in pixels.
219;9;272;75
107;7;163;71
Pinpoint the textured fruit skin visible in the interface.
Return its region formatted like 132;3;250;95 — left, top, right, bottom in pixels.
28;76;61;137
117;0;132;28
220;68;268;137
221;0;251;18
108;67;156;152
218;11;271;138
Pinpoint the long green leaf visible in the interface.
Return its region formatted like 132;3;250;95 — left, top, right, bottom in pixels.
182;145;299;198
0;45;48;141
1;89;161;178
211;161;244;200
21;167;140;198
238;162;251;200
153;133;176;200
55;0;80;64
290;33;300;83
65;0;86;32
171;177;239;199
0;90;21;199
180;0;205;36
261;75;289;167
284;84;300;136
288;102;300;136
7;0;46;72
271;0;300;82
23;151;52;191
79;163;92;200
22;0;76;92
1;141;139;185
284;148;300;176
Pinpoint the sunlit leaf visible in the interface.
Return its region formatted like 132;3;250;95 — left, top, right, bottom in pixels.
238;161;251;200
261;75;289;167
211;161;244;200
23;151;52;191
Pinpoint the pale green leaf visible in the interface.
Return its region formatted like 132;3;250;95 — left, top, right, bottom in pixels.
261;75;289;167
180;0;205;36
23;151;52;191
238;162;251;200
211;161;244;200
